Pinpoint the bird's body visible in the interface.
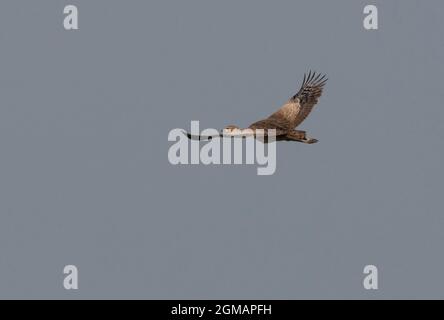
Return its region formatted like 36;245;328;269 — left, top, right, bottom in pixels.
186;71;327;144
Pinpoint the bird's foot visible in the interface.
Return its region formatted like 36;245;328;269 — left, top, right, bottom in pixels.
303;137;318;144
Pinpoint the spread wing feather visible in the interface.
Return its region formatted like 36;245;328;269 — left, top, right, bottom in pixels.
290;71;327;128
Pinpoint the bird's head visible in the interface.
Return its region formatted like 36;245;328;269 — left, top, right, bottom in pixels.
222;125;242;135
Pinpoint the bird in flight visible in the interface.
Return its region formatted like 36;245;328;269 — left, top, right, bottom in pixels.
186;71;327;144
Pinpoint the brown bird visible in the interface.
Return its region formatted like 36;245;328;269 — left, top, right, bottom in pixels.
186;71;327;144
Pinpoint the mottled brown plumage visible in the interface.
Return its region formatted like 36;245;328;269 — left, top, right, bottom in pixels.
186;71;327;143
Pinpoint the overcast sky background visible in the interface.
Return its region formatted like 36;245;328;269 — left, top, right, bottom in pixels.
0;0;443;299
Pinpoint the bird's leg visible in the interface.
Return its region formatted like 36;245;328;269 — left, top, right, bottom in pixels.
284;130;318;144
302;137;318;144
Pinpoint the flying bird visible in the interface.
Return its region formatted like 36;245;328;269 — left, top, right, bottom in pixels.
186;71;327;144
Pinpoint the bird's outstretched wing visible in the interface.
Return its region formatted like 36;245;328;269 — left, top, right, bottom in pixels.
264;71;327;129
290;71;327;128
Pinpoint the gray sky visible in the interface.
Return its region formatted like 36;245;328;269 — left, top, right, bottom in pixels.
0;0;443;299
